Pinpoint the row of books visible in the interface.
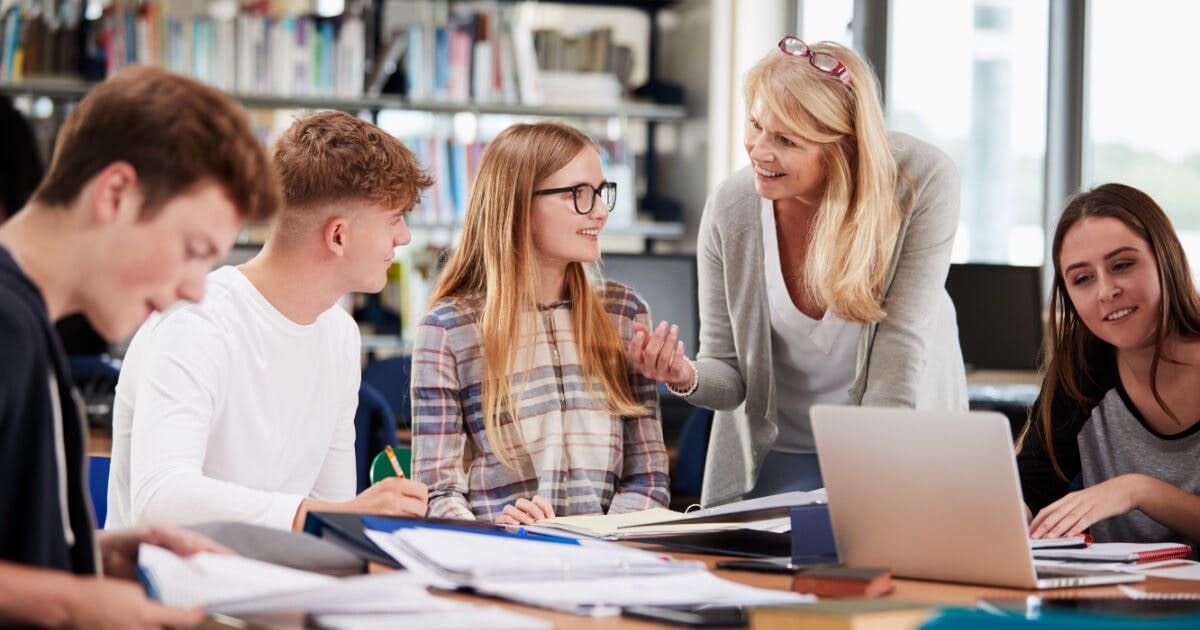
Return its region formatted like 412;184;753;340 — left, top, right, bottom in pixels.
368;3;628;106
3;1;631;107
102;3;366;97
1;0;366;97
397;133;635;227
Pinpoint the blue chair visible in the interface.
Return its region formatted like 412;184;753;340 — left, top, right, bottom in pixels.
68;355;120;429
672;406;713;499
361;356;413;429
88;455;111;528
354;383;400;492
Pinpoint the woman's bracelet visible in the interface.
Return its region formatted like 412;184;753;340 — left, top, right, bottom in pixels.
665;358;699;397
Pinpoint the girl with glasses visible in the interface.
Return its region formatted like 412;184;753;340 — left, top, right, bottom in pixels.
1020;184;1200;550
631;38;968;504
411;122;669;524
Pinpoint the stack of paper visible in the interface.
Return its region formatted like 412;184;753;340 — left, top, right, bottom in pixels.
363;525;813;616
137;544;542;626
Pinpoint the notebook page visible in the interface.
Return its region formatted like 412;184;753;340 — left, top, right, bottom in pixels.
138;544;335;608
365;526;703;583
139;545;461;615
473;570;815;615
535;507;686;537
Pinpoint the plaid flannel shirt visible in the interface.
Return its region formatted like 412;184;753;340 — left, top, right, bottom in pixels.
411;281;670;522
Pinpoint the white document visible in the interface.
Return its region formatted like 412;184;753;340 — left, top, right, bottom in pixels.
364;527;702;584
315;606;553;630
472;570;814;616
687;489;829;518
529;490;827;539
139;544;334;608
363;527;814;617
138;545;458;615
1029;535;1091;549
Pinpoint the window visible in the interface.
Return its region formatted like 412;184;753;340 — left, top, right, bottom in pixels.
798;0;854;44
888;0;1049;265
1086;0;1200;271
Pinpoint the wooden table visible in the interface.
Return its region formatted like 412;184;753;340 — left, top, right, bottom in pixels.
349;547;1200;630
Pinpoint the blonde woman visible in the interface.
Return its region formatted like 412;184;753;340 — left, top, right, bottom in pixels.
412;122;670;524
631;37;968;504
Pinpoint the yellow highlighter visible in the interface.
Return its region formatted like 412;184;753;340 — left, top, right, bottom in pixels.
384;445;406;479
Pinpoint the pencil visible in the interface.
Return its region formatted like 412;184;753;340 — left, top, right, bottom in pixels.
384;445;405;479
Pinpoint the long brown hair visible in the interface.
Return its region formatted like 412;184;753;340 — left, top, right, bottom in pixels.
1021;183;1200;478
429;122;645;466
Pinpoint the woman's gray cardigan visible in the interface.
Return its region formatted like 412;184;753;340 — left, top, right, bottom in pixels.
690;132;969;506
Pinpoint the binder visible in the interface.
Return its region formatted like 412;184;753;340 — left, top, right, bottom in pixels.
303;512;518;569
303;511;402;568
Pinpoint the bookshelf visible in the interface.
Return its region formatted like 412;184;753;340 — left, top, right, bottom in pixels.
0;77;685;121
0;0;694;242
3;0;699;343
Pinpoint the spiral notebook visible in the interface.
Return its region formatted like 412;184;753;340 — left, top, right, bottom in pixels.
1033;542;1193;564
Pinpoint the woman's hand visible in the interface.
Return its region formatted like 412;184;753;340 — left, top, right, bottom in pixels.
1028;474;1143;538
495;496;556;526
628;321;695;391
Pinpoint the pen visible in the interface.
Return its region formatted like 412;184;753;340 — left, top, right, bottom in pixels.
385;445;405;478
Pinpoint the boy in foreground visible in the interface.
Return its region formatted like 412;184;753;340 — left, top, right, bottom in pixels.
0;65;278;627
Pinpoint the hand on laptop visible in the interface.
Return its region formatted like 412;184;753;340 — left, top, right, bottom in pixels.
496;496;556;525
293;477;430;530
1029;475;1138;538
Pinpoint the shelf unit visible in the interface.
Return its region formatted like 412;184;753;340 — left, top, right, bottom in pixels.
1;75;687;245
0;77;685;121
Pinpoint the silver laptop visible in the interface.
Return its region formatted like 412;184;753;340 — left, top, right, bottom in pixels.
810;405;1144;589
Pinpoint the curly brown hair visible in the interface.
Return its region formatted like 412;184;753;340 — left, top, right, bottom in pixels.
271;111;433;217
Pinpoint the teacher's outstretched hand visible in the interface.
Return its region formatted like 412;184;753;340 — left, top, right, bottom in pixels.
628;320;696;392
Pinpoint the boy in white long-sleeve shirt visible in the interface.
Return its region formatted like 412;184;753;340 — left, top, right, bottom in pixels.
107;111;434;531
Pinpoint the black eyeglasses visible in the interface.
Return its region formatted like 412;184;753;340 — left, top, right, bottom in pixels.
533;182;617;215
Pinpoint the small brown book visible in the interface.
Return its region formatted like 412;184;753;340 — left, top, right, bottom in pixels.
791;566;893;597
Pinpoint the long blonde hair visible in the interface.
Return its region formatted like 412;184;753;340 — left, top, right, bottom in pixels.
429;122;645;465
744;40;905;323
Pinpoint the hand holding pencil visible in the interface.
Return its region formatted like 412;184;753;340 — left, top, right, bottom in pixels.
291;446;428;529
385;445;406;478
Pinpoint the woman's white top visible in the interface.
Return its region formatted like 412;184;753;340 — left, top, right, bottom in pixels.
761;198;862;453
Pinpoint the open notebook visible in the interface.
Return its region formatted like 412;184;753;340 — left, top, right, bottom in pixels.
361;518;812;615
1034;542;1193;564
527;489;826;539
135;544;540;621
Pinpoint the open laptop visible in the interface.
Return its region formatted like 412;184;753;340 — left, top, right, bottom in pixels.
810;405;1144;589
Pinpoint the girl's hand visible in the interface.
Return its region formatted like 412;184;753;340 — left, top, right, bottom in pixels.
496;496;556;525
1029;474;1143;538
628;321;695;391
